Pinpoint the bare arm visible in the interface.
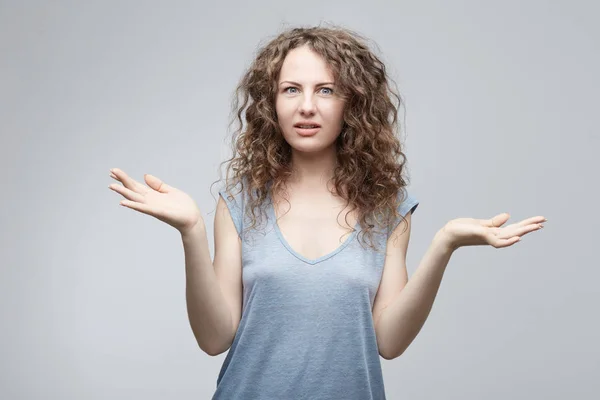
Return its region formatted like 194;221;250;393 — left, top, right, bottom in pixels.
182;224;233;355
376;229;454;359
182;196;243;356
107;168;241;356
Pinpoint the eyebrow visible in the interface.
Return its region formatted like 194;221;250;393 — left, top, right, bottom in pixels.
279;81;335;86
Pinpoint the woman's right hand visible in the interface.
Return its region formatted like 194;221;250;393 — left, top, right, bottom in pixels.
108;168;202;234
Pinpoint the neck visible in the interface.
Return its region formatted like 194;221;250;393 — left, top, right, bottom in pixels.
288;146;337;189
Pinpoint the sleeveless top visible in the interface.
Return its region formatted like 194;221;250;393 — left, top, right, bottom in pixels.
213;181;419;399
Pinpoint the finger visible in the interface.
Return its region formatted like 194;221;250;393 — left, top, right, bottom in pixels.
109;183;145;203
144;174;171;194
496;223;543;241
120;199;162;217
111;168;147;194
514;223;544;237
487;213;510;228
111;168;132;187
489;233;521;248
109;169;120;181
516;216;547;226
490;214;547;230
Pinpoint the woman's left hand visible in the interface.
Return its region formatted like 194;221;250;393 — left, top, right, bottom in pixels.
439;213;547;251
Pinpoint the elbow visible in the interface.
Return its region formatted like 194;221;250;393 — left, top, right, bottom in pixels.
377;335;397;360
203;342;231;357
192;325;236;357
381;349;405;360
201;334;234;357
379;349;397;360
378;343;394;360
378;341;405;360
205;347;227;357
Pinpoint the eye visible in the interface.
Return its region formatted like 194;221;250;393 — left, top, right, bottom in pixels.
282;86;334;95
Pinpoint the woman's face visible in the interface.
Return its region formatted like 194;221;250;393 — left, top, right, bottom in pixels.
275;45;345;153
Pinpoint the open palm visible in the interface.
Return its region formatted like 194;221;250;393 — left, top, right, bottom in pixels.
108;168;201;233
442;212;546;250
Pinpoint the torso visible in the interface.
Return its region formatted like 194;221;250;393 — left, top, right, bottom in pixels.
271;184;359;261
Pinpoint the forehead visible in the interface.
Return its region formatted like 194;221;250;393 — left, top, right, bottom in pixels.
278;45;334;82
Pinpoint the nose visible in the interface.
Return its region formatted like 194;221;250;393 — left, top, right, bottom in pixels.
299;93;317;115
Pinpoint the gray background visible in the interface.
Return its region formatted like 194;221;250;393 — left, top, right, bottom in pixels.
1;0;597;398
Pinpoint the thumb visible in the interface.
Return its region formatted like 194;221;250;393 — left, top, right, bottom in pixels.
490;212;510;227
144;174;170;193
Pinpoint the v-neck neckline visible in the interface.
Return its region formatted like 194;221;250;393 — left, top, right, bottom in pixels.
267;193;360;265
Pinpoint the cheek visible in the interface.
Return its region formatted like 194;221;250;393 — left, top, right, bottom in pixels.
324;104;345;125
275;98;282;116
275;99;292;119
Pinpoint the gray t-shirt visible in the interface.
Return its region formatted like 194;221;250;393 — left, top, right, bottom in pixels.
213;182;419;399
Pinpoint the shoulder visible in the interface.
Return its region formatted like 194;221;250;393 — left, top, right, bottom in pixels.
385;187;419;240
396;187;419;219
218;179;247;237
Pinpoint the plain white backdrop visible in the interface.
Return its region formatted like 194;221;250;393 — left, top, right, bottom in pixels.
1;0;597;398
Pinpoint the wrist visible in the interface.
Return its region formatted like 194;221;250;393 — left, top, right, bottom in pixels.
434;226;458;253
180;219;206;239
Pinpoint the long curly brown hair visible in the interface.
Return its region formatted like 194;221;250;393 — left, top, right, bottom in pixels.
211;24;413;254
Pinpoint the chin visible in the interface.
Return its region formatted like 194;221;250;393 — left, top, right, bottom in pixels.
291;139;338;154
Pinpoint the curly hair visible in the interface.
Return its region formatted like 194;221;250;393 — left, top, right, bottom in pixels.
211;23;413;254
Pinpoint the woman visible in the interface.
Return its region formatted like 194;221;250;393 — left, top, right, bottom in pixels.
108;25;546;399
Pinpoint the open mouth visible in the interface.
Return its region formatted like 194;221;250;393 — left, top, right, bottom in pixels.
294;126;321;136
295;125;320;129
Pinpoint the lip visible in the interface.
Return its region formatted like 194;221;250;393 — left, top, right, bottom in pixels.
294;121;321;128
294;126;320;136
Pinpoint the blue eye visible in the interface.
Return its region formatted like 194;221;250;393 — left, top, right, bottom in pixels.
283;86;334;95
